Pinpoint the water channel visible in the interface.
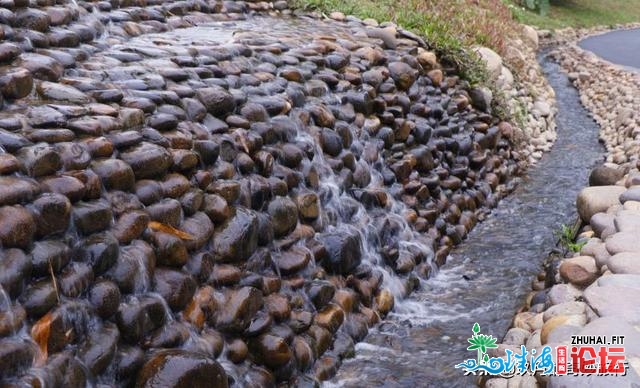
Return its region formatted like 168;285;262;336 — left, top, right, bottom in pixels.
330;53;605;387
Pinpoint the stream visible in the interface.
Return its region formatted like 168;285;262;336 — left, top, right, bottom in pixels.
329;53;605;387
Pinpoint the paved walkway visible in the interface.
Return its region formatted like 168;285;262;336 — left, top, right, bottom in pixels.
579;28;640;70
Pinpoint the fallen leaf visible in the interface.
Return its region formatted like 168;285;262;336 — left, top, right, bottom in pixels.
31;312;52;362
148;221;194;240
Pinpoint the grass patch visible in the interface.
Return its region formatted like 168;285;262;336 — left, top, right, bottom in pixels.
290;0;519;86
505;0;640;29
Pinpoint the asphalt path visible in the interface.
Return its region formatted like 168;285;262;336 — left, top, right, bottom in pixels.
578;28;640;70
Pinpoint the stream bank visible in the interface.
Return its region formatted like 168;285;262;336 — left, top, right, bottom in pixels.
329;50;604;388
486;27;640;388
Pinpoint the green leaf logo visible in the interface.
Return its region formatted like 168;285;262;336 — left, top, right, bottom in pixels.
467;323;498;365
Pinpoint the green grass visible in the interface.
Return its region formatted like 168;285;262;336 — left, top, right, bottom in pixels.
505;0;640;29
290;0;520;86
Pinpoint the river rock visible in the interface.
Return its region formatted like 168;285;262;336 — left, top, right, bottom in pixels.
211;207;258;263
154;268;197;311
249;333;293;369
559;256;598;287
317;229;362;275
584;284;640;323
72;200;112;235
196;86;236;117
16;143;61;177
31;193;71;237
116;296;166;344
0;205;35;249
91;159;135;191
590;212;614;237
0;68;34;99
216;286;263;333
607;252;640;274
18;53;64;81
40;175;86;203
590;165;625;186
0;339;34;379
78;323;119;376
606;231;640;255
275;246;311;275
89;280;121;319
120;142;172;179
136;350;228;388
268;196;298;238
474;46;502;79
576;186;625;223
30;240;70;276
37;81;90;103
19;280;56;319
543;301;587;322
0;177;39;206
0;248;31;298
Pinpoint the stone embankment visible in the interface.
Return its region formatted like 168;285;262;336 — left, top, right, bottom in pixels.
0;0;555;386
486;26;640;387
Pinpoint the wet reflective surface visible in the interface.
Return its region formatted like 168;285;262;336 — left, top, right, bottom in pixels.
329;55;604;387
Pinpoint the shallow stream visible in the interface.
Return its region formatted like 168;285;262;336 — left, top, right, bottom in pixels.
329;54;605;388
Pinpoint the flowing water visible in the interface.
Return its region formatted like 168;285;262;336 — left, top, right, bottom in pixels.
329;54;605;387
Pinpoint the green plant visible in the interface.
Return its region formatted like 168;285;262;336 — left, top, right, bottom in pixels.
520;0;549;15
556;223;586;253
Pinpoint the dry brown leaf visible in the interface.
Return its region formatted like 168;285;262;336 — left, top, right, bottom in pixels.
31;312;52;362
147;221;194;240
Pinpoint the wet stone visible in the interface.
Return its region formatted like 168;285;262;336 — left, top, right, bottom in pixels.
249;333;293;369
58;262;94;298
0;68;34;100
0;248;32;298
276;246;312;275
317;230;362;275
211;207;258;263
16;143;61;177
31;193;71;238
72;200;112;235
116;296;167;344
40;175;86;203
196;86;236;117
150;231;189;268
20;280;56;319
146;198;182;228
136;350;228;388
268;196;299;238
107;240;156;295
120;142;173;179
0;206;35;249
0;339;34;379
113;210;149;244
0;177;39;206
0;43;21;64
154;268;197;312
305;280;336;310
89;280;121;319
19;53;64;81
217;286;263;333
73;232;119;275
78;323;119;376
135;180;164;206
37;81;89;103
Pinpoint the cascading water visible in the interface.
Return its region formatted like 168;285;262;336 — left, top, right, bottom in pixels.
329;52;605;387
0;2;544;386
